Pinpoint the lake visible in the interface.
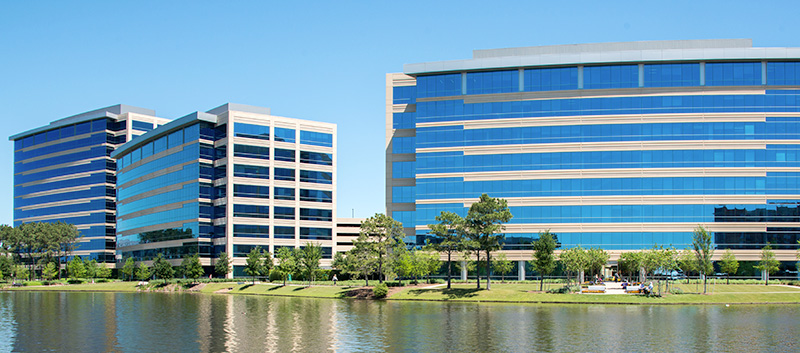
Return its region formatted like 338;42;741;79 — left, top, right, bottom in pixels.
1;291;798;352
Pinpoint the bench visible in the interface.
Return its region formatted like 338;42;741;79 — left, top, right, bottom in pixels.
581;285;606;293
625;286;642;294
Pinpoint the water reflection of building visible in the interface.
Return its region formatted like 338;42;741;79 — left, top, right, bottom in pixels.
387;39;800;263
112;103;337;274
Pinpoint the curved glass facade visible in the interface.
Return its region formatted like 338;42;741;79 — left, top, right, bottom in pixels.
387;41;800;253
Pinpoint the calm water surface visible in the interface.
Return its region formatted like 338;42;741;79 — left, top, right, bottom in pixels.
1;291;798;352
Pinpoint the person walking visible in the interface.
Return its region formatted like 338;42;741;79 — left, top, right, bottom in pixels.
332;274;338;286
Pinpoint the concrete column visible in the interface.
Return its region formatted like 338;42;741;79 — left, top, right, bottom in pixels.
461;261;467;281
518;260;526;281
761;269;768;282
578;270;584;284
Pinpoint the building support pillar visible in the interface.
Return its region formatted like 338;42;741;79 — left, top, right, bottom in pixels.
461;261;468;281
518;260;526;281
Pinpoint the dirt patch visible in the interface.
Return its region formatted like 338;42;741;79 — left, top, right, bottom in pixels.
185;283;206;292
214;287;234;294
344;288;374;299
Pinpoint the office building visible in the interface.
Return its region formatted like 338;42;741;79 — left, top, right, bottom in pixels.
112;103;337;274
387;39;800;261
10;105;169;263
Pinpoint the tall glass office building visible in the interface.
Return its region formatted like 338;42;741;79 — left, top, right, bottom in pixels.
387;39;800;261
10;105;169;263
112;103;337;275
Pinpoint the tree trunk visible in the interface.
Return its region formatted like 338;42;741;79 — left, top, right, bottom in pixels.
378;256;383;284
703;274;708;294
540;275;544;292
476;259;481;289
446;253;452;289
486;250;492;291
727;274;730;285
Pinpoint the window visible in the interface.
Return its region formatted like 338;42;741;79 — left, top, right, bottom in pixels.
233;184;269;198
300;131;332;147
274;168;295;181
275;149;295;162
274;206;295;220
300;227;332;240
706;62;761;86
274;187;295;200
234;144;269;159
300;189;332;203
524;67;578;91
132;121;154;132
274;226;295;239
300;208;332;221
583;65;639;89
274;127;296;143
233;164;269;179
234;123;269;140
233;204;269;218
300;151;333;165
233;224;269;238
300;170;332;184
467;70;519;94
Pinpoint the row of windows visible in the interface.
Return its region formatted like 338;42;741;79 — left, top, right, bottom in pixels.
118;163;199;201
231;146;333;166
15;118;110;150
14;211;115;229
416;148;800;174
16;198;114;220
233;123;298;143
132;120;154;132
16;185;110;208
15;132;108;162
232;204;333;221
414;92;800;124
392;161;416;179
412;62;800;99
16;145;111;174
118;125;200;170
15;172;111;200
118;183;198;216
233;185;329;201
117;202;199;233
415;176;800;199
15;159;112;186
117;226;198;248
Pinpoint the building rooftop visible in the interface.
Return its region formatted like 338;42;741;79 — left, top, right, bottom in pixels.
403;39;800;75
9;104;156;141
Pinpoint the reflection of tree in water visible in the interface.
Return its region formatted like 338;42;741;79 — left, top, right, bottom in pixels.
139;228;194;243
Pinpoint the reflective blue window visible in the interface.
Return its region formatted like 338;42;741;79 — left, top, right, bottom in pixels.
706;62;761;86
234;144;269;159
300;151;333;166
274;226;295;239
233;164;269;179
393;86;417;104
393;112;415;129
274;187;295;200
274;206;295;220
274;168;295;181
233;184;269;198
233;204;269;218
300;227;332;240
300;131;332;147
234;123;270;140
132;120;153;132
274;127;295;143
233;224;269;238
392;186;416;203
392;136;415;154
584;65;639;89
644;63;700;87
300;208;333;221
767;62;800;85
274;148;295;162
524;67;578;91
467;70;518;94
392;161;416;179
300;170;332;184
416;74;462;98
299;189;332;203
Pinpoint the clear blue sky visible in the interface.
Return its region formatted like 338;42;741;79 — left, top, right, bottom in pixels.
2;1;799;225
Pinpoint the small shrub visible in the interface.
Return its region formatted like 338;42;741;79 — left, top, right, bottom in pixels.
96;278;111;283
547;285;573;294
669;287;684;295
384;281;405;287
373;283;389;298
24;281;44;286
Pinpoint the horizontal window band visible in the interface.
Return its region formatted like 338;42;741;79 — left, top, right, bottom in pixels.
416;194;800;207
16;196;109;211
417;139;784;155
413;221;787;233
416;167;800;181
416;112;800;129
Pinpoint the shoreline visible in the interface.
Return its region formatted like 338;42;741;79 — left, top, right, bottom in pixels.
4;281;800;306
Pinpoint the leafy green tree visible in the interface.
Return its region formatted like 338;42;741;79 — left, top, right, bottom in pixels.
677;249;696;284
360;213;404;283
531;230;557;291
560;246;589;285
244;247;265;284
181;254;204;282
96;265;112;279
420;250;442;283
464;194;513;290
275;247;299;286
492;253;513;282
85;259;98;279
692;226;715;294
215;252;231;278
136;262;151;281
299;243;323;285
262;250;273;281
122;258;136;281
587;248;610;281
719;249;739;285
428;211;467;289
42;261;58;280
152;254;175;283
618;251;642;282
67;256;86;280
0;256;14;280
12;264;28;282
755;244;780;286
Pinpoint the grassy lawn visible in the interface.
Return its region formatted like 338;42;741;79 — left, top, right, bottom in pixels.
3;281;141;292
388;283;800;304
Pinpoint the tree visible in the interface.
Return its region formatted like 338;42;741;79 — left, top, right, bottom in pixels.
67;256;86;280
152;254;174;284
560;246;589;285
122;258;136;281
42;261;58;280
677;249;697;284
618;251;643;282
360;213;404;283
464;194;513;290
275;247;298;286
492;253;513;282
96;265;112;279
719;249;739;285
299;243;323;285
420;250;442;283
531;230;557;291
136;262;151;281
755;244;780;286
181;253;204;283
244;247;265;284
692;226;715;294
85;259;99;279
262;250;273;281
587;248;610;281
428;211;467;289
215;252;231;278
